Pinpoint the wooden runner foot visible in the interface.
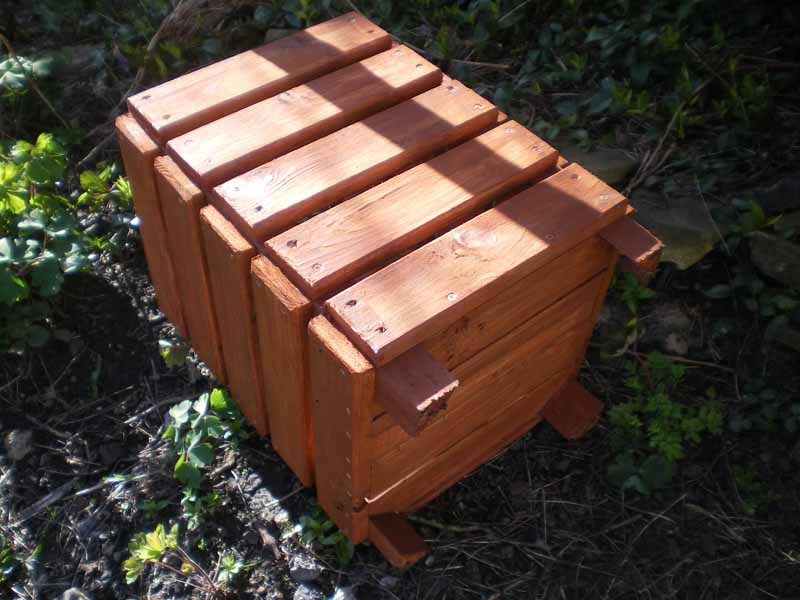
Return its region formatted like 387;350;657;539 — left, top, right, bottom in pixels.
542;380;602;440
369;514;428;569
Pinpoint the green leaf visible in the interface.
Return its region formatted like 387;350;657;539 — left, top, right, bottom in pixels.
188;443;214;467
27;324;50;347
174;455;201;487
630;63;651;86
30;256;63;296
210;388;233;413
703;284;732;299
169;399;193;426
640;454;676;490
10;141;33;163
193;393;209;417
0;266;29;305
17;209;47;231
80;170;106;192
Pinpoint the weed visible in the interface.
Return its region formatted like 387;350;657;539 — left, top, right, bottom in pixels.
300;505;355;566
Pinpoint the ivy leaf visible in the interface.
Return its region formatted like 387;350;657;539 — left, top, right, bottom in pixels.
187;442;214;467
174;455;201;488
31;256;63;296
80;170;106;192
17;209;47;231
0;266;29;305
0;237;19;264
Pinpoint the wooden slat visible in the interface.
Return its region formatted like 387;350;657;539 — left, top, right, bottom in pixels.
115;115;186;335
368;514;428;568
213;79;499;243
369;272;606;491
542;381;603;440
267;123;558;300
423;236;614;371
251;256;314;485
128;12;391;144
308;315;373;542
366;372;565;515
200;206;267;435
327;163;629;366
154;156;226;380
376;348;459;437
168;46;442;189
599;217;663;280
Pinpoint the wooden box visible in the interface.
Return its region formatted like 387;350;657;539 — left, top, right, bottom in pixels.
115;12;661;567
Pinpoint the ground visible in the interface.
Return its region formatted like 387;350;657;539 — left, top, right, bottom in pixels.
2;1;800;599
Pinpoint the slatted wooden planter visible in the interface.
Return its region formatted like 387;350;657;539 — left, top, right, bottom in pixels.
115;12;662;567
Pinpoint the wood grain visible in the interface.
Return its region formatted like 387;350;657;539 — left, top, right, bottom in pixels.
369;272;606;490
376;348;459;437
154;156;226;380
267;122;558;300
423;236;614;371
168;46;441;189
200;206;267;435
327;163;629;366
368;514;428;568
115;115;186;335
128;12;391;144
599;217;663;281
308;315;373;542
366;372;564;515
251;256;314;485
213;79;499;243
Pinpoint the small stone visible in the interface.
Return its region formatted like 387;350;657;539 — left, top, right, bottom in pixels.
4;430;33;462
61;588;92;600
289;552;323;582
330;587;358;600
664;332;689;356
750;231;800;290
765;317;800;354
294;584;323;600
379;576;399;590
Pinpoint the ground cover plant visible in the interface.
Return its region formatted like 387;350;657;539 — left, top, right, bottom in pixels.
1;1;799;598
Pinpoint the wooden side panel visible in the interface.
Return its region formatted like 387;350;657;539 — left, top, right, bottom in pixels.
251;256;314;485
308;316;374;542
214;79;499;243
327;163;629;366
366;372;566;516
168;46;442;188
128;12;392;144
154;156;226;381
423;236;614;370
267;123;559;300
199;206;267;435
115;115;186;336
369;272;607;492
369;514;428;569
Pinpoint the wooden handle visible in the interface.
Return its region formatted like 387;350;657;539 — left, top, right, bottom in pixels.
376;347;459;436
599;217;663;281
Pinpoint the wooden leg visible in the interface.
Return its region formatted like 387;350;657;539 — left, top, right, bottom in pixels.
542;380;602;440
369;514;427;569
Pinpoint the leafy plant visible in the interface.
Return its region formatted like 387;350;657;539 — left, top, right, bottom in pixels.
162;389;246;528
216;553;255;585
300;506;354;566
0;535;18;585
607;352;723;494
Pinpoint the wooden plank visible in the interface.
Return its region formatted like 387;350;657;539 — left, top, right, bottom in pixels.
168;46;442;189
423;236;614;371
308;315;373;542
115;114;186;335
213;79;499;243
542;381;603;440
369;514;428;568
366;372;566;515
267;123;558;300
251;256;314;486
154;156;226;381
327;163;629;366
128;12;391;144
199;206;267;435
369;272;606;491
599;217;663;281
376;348;459;437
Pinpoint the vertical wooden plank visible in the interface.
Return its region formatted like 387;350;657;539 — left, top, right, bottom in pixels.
542;381;603;440
199;205;268;435
154;156;226;381
308;315;373;542
251;256;314;485
115;114;186;336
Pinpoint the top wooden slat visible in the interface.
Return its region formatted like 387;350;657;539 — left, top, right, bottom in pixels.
128;12;391;145
167;46;441;189
266;122;558;300
326;163;629;365
213;79;499;243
